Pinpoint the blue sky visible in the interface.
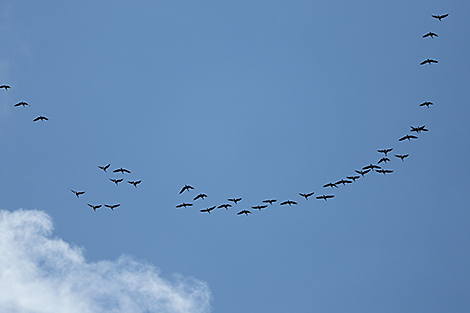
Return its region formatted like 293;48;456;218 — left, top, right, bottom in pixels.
1;1;470;312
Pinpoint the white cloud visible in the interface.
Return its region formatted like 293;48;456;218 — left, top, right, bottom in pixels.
0;209;212;313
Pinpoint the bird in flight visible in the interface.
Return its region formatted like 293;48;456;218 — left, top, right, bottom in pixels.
228;198;242;204
98;164;110;172
217;203;232;210
113;168;131;174
335;179;353;186
316;195;335;201
411;125;428;133
193;193;208;201
432;13;448;21
87;204;102;211
395;154;410;161
0;85;10;90
33;116;49;122
280;200;297;206
376;169;393;175
179;185;194;194
346;175;360;182
362;164;381;171
237;210;252;216
200;206;216;214
420;101;433;108
105;204;120;211
252;205;268;211
176;202;193;209
399;134;418;141
299;192;315;200
14;101;29;107
71;189;85;198
378;148;393;156
262;199;277;205
323;182;338;188
109;178;123;185
420;59;438;65
378;157;391;164
128;180;142;188
355;169;371;177
423;32;438;38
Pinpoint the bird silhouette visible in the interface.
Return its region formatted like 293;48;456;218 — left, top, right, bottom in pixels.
395;154;409;161
128;180;142;188
193;193;208;201
399;134;418;141
105;204;120;211
176;202;193;209
346;175;360;182
217;203;232;210
200;206;216;214
355;169;371;177
113;167;131;174
378;157;391;164
323;182;338;188
33;116;49;122
237;210;252;216
299;192;315;200
423;32;438;38
280;200;297;206
376;169;393;175
432;13;448;21
262;199;277;205
71;189;85;198
335;179;352;186
316;195;335;201
98;164;110;172
420;101;433;108
252;205;268;211
87;204;102;211
228;198;242;204
378;148;393;156
420;59;438;65
362;164;381;171
109;178;123;185
179;185;194;194
411;125;428;133
0;85;10;90
14;101;29;107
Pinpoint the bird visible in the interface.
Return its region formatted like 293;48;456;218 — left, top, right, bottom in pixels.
280;200;297;206
420;59;438;65
411;125;428;133
237;210;252;216
87;204;102;211
376;169;393;175
335;179;352;186
228;198;242;204
217;203;232;210
33;116;49;122
113;167;131;174
316;195;335;201
299;192;315;200
14;101;29;107
179;185;194;194
105;204;120;211
262;199;277;205
378;157;391;164
200;206;216;214
420;101;433;108
399;134;418;141
378;148;393;156
423;32;438;38
128;180;142;188
355;169;371;177
71;189;85;198
98;164;110;172
0;85;10;90
109;178;123;185
363;164;381;171
432;13;449;21
176;202;193;209
395;154;409;161
193;193;208;201
323;182;338;188
252;205;268;211
346;175;360;182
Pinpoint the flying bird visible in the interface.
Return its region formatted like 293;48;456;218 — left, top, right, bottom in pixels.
33;116;48;122
378;148;393;156
71;189;85;198
420;101;433;108
411;125;428;133
228;198;242;204
362;164;381;171
179;185;194;194
299;192;315;200
432;13;449;21
395;154;409;161
262;199;277;205
113;167;131;174
109;178;123;185
323;182;338;188
87;204;102;211
346;175;360;182
399;134;418;141
14;101;29;107
252;205;268;211
376;169;394;175
217;203;232;210
280;200;297;206
423;32;438;38
355;169;371;177
193;193;208;201
200;206;216;214
316;195;335;201
237;210;252;216
105;204;120;211
98;164;110;172
378;157;391;164
335;179;352;186
420;59;438;65
176;202;193;209
0;85;10;90
128;180;142;188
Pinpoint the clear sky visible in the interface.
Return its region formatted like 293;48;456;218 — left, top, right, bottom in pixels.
1;1;469;312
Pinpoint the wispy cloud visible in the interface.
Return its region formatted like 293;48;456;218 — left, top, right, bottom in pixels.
0;209;212;313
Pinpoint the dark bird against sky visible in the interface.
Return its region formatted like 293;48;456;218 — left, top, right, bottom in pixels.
200;206;216;214
423;32;438;38
395;154;410;161
237;210;252;216
420;101;433;108
378;148;393;156
98;164;110;172
299;192;315;200
399;134;418;141
71;189;85;198
88;204;102;211
14;101;29;107
420;59;438;65
228;198;242;204
0;85;10;90
262;199;277;205
113;167;131;174
179;185;194;194
176;202;193;209
33;116;48;122
128;180;142;188
109;178;123;185
280;200;297;206
316;195;335;201
431;13;448;21
105;204;120;211
411;125;428;133
193;193;208;201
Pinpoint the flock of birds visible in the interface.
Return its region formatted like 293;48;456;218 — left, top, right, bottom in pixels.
2;13;448;216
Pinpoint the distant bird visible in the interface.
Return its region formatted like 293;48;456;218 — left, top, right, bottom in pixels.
423;32;438;38
335;179;352;186
228;198;242;204
237;210;252;216
252;205;268;211
323;182;338;188
420;59;438;65
363;164;381;172
280;200;297;206
176;202;193;209
113;167;131;174
399;134;418;141
378;148;393;156
87;204;102;211
0;85;10;90
179;185;194;194
193;193;208;201
98;164;110;172
355;169;371;177
346;175;360;182
395;154;409;161
299;192;315;200
420;101;433;108
109;178;123;185
378;157;391;164
217;203;232;210
71;189;85;198
33;116;48;122
432;13;449;21
316;195;335;201
128;180;142;188
376;169;393;175
14;101;29;107
200;206;216;214
411;125;428;133
262;199;277;205
105;204;120;211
